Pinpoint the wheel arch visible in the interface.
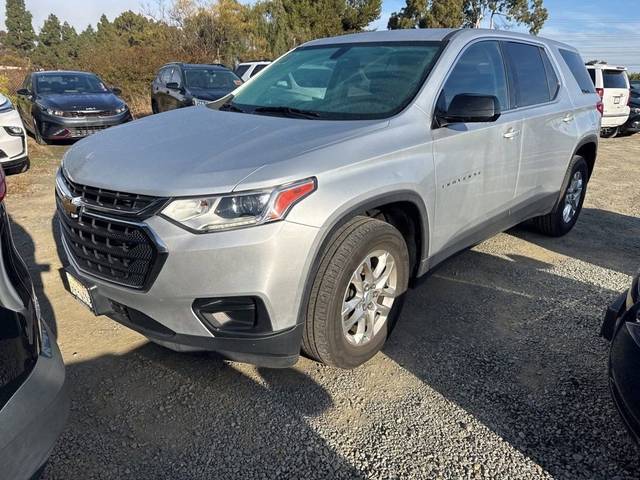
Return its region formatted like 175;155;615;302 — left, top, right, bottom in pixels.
296;191;430;326
573;134;598;179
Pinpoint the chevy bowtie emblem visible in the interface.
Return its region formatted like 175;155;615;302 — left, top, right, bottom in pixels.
61;194;83;219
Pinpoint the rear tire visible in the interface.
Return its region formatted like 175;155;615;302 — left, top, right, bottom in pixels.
302;216;410;368
531;156;589;237
601;127;619;138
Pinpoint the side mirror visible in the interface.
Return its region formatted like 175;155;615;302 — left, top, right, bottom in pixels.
166;82;180;91
111;87;122;96
435;94;501;127
16;88;30;96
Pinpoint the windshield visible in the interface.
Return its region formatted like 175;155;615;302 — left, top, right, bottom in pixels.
36;73;109;94
184;68;241;90
228;42;443;120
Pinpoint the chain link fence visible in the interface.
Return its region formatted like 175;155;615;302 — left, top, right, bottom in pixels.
0;66;31;101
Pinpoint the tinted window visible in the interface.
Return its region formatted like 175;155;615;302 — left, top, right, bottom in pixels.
540;49;560;99
588;69;596;85
234;65;250;78
503;42;550;107
250;64;267;77
231;42;443;120
184;68;241;89
439;41;508;112
36;73;108;94
559;49;596;94
603;70;628;89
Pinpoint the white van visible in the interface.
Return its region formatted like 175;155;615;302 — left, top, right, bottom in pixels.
586;63;631;137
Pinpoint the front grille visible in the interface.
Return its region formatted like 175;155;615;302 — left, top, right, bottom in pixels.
57;197;161;289
60;170;164;216
63;110;118;118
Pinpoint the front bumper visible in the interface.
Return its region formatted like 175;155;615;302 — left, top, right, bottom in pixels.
60;215;320;367
602;290;640;444
39;111;132;140
0;324;69;479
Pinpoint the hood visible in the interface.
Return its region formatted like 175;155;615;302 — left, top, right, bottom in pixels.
63;106;387;197
188;87;235;101
39;92;124;111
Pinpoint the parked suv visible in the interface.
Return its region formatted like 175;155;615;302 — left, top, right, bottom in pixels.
151;63;242;113
0;166;68;478
586;62;631;137
56;29;600;369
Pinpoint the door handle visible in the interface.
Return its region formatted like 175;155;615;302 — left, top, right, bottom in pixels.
563;114;574;123
503;128;520;139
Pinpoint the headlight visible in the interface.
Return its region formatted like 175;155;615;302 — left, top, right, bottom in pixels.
38;103;64;116
162;178;316;232
3;126;23;136
115;105;128;114
192;98;210;107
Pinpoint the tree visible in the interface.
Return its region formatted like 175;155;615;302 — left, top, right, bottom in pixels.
465;0;548;34
389;0;548;34
388;0;464;29
4;0;36;53
32;14;63;67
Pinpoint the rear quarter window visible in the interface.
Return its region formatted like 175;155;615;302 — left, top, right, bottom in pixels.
603;70;628;89
234;65;250;78
559;49;596;94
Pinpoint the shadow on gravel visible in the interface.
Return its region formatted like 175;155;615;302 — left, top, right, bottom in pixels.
513;208;640;276
8;215;57;336
45;344;365;479
385;248;640;479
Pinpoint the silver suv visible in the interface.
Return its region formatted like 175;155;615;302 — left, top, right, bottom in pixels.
57;29;600;369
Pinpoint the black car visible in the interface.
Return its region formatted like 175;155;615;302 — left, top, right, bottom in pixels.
0;166;68;478
16;71;132;144
602;271;640;443
631;80;640;96
151;63;243;113
620;95;640;136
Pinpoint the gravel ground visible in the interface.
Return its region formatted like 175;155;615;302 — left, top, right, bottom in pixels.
5;135;640;479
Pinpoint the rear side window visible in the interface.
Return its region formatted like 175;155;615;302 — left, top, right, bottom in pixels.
250;64;267;77
603;70;628;89
439;41;508;112
588;69;596;85
503;42;551;107
540;50;560;100
234;65;250;78
559;49;596;94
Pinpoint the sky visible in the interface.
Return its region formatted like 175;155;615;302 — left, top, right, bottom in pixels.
0;0;638;71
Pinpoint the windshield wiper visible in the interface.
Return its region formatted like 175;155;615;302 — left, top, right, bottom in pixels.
218;101;245;113
253;106;321;119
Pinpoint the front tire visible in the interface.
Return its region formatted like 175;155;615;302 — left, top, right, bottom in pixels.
32;116;47;145
532;156;589;237
302;216;410;368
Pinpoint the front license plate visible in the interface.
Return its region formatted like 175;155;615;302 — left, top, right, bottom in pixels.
614;97;621;104
66;272;94;311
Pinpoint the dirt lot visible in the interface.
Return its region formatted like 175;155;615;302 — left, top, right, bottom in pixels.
6;135;640;479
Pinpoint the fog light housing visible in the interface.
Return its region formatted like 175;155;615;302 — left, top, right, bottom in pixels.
193;297;270;334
